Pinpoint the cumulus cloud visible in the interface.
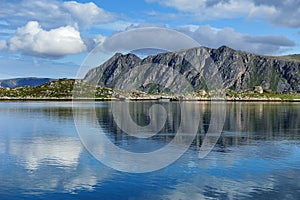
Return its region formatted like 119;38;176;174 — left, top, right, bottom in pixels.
8;21;87;58
63;1;115;28
177;25;295;55
146;0;300;28
0;0;115;29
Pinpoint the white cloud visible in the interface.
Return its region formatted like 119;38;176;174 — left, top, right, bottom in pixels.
8;21;87;58
0;40;7;50
99;24;295;56
0;0;115;29
100;27;200;53
63;1;115;28
147;0;300;28
252;0;300;28
177;25;295;55
146;0;276;20
99;23;295;55
93;34;107;44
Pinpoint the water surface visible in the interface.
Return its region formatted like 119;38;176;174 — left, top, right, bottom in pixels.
0;101;299;199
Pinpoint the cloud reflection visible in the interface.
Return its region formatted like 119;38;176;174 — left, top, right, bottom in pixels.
10;136;82;170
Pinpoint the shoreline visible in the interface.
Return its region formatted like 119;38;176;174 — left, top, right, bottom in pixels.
1;97;300;102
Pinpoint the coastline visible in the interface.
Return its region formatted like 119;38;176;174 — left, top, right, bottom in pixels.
1;97;300;102
2;79;299;103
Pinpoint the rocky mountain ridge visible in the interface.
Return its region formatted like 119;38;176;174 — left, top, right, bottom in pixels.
84;46;300;94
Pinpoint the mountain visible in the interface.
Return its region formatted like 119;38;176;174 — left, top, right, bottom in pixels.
0;77;54;88
85;45;300;94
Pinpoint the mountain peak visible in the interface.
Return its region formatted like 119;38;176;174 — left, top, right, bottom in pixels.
113;52;123;57
111;52;141;60
217;45;234;51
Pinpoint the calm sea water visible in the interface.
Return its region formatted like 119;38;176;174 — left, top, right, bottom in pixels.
0;101;300;200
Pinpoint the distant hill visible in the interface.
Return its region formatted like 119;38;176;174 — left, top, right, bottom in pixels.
279;54;300;62
84;45;300;93
0;77;54;88
0;79;115;99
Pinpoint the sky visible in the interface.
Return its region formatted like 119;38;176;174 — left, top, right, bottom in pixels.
0;0;299;79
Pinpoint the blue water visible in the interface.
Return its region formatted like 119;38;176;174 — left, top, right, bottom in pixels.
0;102;300;199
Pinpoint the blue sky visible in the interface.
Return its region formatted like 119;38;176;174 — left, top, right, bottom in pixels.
0;0;299;79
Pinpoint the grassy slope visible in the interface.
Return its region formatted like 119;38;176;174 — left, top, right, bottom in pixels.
269;54;300;62
0;79;113;98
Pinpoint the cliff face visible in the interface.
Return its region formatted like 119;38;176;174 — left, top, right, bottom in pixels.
84;46;300;93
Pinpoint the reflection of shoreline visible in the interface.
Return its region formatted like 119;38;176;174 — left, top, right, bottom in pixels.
1;97;300;102
93;101;300;150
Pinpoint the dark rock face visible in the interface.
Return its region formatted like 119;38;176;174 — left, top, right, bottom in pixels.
84;46;300;93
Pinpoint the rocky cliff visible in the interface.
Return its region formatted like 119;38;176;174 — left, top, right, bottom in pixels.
84;46;300;94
